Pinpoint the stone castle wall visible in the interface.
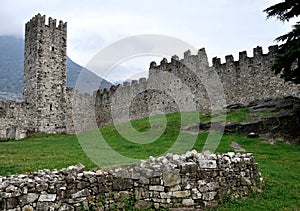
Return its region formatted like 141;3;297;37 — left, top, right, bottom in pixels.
0;101;37;140
1;14;300;138
71;45;300;131
67;88;96;134
0;151;263;210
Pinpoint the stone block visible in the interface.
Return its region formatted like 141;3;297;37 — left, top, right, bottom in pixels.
134;200;152;210
198;180;207;186
134;187;146;200
119;191;130;199
198;160;217;169
36;183;49;192
149;185;164;192
6;197;18;209
172;190;191;198
38;194;57;202
154;203;160;209
163;169;181;186
203;200;218;208
160;192;172;199
112;178;133;191
202;191;217;201
27;193;39;203
180;162;198;173
22;205;34;211
167;184;181;192
182;198;194;206
207;182;219;191
57;189;71;199
138;178;149;184
149;177;161;185
71;189;90;198
191;188;202;199
198;185;208;192
1;192;12;198
58;204;74;211
76;181;89;189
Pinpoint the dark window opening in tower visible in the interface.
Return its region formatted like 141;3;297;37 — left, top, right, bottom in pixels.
51;46;55;51
50;104;53;111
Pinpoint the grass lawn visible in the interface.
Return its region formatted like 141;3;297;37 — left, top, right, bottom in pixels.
0;109;299;210
0;134;96;176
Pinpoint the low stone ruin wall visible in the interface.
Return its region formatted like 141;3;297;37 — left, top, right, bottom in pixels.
0;150;263;210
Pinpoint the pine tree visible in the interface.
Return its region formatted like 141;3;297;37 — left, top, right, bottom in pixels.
264;0;300;83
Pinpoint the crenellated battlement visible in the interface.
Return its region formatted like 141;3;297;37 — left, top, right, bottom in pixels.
82;45;283;112
25;13;67;32
212;45;278;68
97;77;149;99
149;45;278;71
94;44;281;115
92;44;293;128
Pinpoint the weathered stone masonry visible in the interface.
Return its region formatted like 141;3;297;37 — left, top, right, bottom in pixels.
23;14;67;134
92;46;300;129
0;13;300;138
0;150;263;210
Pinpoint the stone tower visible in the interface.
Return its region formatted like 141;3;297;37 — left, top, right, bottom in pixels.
23;14;67;134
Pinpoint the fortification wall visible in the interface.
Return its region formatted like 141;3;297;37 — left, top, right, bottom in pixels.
89;45;300;130
0;101;22;139
0;101;35;140
2;14;300;138
0;151;263;210
211;45;300;105
66;88;98;134
93;53;210;128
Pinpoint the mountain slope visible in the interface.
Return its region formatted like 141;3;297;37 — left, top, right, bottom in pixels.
0;36;112;100
0;36;24;94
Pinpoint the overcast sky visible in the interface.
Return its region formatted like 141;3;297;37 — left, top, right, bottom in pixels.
0;0;291;82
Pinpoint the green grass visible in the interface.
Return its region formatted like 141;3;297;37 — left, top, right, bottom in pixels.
0;134;96;175
200;108;249;123
215;135;300;210
0;110;299;210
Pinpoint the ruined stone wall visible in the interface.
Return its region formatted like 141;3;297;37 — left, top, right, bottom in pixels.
23;14;67;134
0;151;263;210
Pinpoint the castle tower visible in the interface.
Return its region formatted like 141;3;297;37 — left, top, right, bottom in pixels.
23;14;67;134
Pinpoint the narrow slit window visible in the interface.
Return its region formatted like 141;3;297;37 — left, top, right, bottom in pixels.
50;104;53;111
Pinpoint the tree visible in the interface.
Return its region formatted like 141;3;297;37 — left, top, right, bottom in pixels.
264;0;300;83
